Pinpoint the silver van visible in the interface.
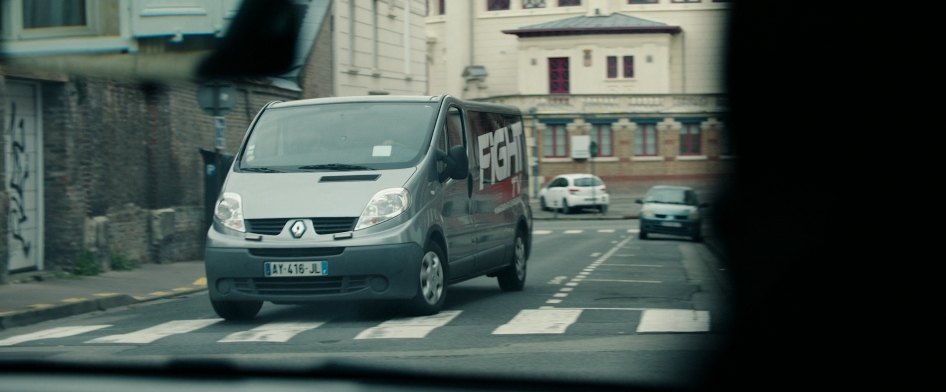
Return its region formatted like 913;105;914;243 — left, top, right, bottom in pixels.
205;95;532;320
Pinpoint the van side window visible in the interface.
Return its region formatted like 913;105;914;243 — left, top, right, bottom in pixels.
439;106;465;180
446;106;465;148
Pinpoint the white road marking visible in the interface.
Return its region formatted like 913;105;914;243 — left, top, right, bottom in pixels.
559;287;574;292
581;278;662;284
354;311;461;339
492;309;583;335
636;309;711;333
545;299;563;304
564;230;583;234
532;230;553;235
565;282;579;287
553;293;568;298
219;322;325;343
627;229;640;233
590;252;602;257
87;319;222;344
597;229;616;233
547;276;569;285
0;325;111;347
601;264;662;268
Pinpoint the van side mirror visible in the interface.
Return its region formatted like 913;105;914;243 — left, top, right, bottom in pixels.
635;199;643;204
446;145;469;180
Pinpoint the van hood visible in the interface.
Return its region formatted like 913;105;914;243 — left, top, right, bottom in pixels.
643;203;696;215
223;168;417;218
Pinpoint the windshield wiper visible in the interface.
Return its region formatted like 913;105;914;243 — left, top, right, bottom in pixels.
240;167;283;173
298;164;376;171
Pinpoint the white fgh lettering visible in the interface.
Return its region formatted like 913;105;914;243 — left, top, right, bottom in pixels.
478;124;524;191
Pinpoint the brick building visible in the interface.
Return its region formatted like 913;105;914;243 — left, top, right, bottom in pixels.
0;0;428;280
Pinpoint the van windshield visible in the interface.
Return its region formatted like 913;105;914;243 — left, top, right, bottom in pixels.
644;188;690;204
239;102;437;171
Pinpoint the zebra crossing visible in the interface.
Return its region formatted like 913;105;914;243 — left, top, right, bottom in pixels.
0;308;710;347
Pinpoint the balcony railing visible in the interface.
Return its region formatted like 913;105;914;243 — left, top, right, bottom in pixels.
475;94;727;115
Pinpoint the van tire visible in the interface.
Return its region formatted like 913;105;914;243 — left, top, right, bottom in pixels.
497;230;527;292
540;197;549;211
407;241;447;315
211;299;262;321
561;199;571;214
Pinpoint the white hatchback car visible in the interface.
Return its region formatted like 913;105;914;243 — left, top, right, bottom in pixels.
538;174;609;214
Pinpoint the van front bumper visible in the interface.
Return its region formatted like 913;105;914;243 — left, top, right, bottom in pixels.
205;242;423;304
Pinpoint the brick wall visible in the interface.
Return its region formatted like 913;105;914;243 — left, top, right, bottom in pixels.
0;74;7;282
0;72;302;279
300;3;335;99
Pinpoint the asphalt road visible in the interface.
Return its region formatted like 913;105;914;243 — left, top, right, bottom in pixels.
0;220;732;389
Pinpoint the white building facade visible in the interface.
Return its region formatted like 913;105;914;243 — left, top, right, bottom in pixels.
426;0;731;189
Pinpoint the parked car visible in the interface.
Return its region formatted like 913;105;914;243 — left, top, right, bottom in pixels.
538;173;609;214
636;185;708;241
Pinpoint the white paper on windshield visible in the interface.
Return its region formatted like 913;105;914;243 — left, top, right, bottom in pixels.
373;145;392;157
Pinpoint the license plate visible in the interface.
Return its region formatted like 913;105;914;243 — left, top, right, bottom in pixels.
661;221;683;228
264;261;327;277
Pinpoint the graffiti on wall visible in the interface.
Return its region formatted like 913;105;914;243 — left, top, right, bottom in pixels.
6;101;32;257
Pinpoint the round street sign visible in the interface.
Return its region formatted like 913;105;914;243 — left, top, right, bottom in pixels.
197;80;237;116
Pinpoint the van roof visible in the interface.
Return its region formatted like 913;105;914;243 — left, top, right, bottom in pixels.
270;95;443;109
267;95;522;115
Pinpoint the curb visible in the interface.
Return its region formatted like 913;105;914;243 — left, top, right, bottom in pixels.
0;286;207;331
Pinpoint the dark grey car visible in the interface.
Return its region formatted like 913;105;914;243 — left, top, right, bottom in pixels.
636;185;708;242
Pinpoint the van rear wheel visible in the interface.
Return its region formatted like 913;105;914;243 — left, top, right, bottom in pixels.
497;230;527;292
407;242;447;315
211;299;262;321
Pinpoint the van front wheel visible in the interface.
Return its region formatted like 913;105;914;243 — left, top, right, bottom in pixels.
407;242;447;315
210;299;262;321
497;230;527;292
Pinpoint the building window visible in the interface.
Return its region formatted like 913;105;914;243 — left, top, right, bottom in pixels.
543;125;568;157
548;57;570;94
679;122;702;155
439;0;445;15
623;56;634;78
671;0;701;3
523;0;547;9
591;124;614;157
23;0;86;29
488;0;510;10
559;0;581;5
634;123;658;156
628;0;659;4
606;56;617;79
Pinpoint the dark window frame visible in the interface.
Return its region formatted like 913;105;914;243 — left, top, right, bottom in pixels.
488;0;511;11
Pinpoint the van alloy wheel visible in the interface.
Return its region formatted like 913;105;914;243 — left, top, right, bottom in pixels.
408;242;447;315
497;230;527;291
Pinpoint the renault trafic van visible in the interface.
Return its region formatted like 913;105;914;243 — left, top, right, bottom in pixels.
205;95;532;320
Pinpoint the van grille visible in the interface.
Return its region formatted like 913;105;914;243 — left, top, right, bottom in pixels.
244;217;357;236
245;218;289;235
311;217;357;234
233;276;369;296
248;247;344;258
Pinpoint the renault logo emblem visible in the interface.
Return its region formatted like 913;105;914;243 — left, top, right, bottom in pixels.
290;220;306;238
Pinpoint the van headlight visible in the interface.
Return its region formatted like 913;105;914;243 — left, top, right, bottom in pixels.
355;188;410;230
214;192;245;232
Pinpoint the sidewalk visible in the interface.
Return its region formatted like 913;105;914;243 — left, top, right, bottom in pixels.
0;260;207;330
